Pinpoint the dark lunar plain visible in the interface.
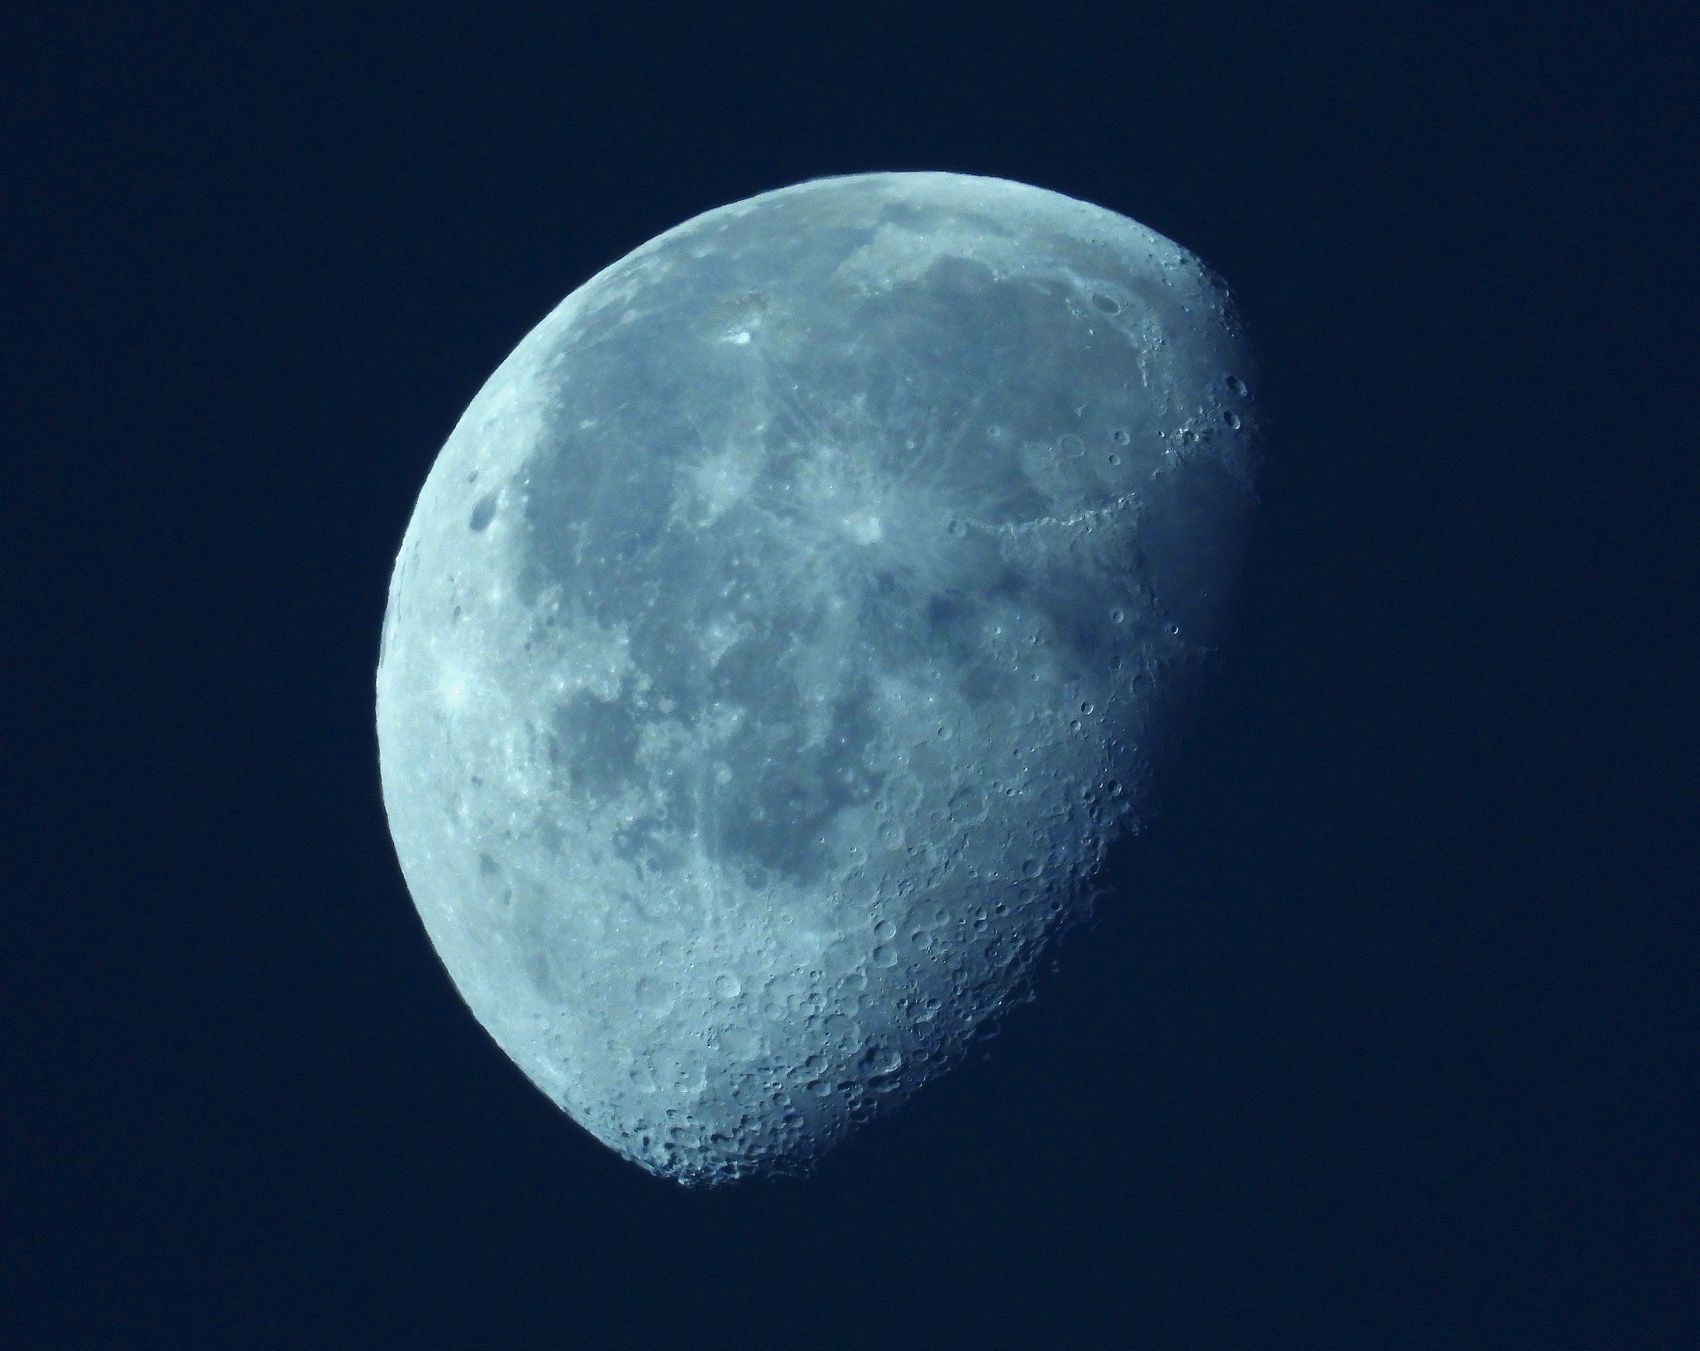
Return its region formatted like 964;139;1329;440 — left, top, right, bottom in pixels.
7;4;1694;1348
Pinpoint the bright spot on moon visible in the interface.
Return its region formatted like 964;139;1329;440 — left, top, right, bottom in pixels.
376;171;1260;1186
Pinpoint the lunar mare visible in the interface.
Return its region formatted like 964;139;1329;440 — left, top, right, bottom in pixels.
377;172;1258;1185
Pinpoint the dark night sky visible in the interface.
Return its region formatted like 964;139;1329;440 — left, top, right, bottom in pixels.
8;4;1693;1347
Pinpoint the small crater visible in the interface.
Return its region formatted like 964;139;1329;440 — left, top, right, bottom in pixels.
468;494;498;532
1112;428;1131;446
1091;293;1121;314
858;1044;902;1076
1225;373;1249;398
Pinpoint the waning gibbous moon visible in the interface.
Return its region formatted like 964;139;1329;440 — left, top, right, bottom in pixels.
376;171;1260;1186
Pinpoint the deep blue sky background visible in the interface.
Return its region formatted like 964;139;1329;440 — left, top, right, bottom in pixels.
9;4;1693;1346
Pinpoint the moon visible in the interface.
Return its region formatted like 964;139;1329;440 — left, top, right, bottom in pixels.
376;171;1258;1185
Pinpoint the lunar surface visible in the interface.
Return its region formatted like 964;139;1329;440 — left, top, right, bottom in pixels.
376;172;1259;1185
